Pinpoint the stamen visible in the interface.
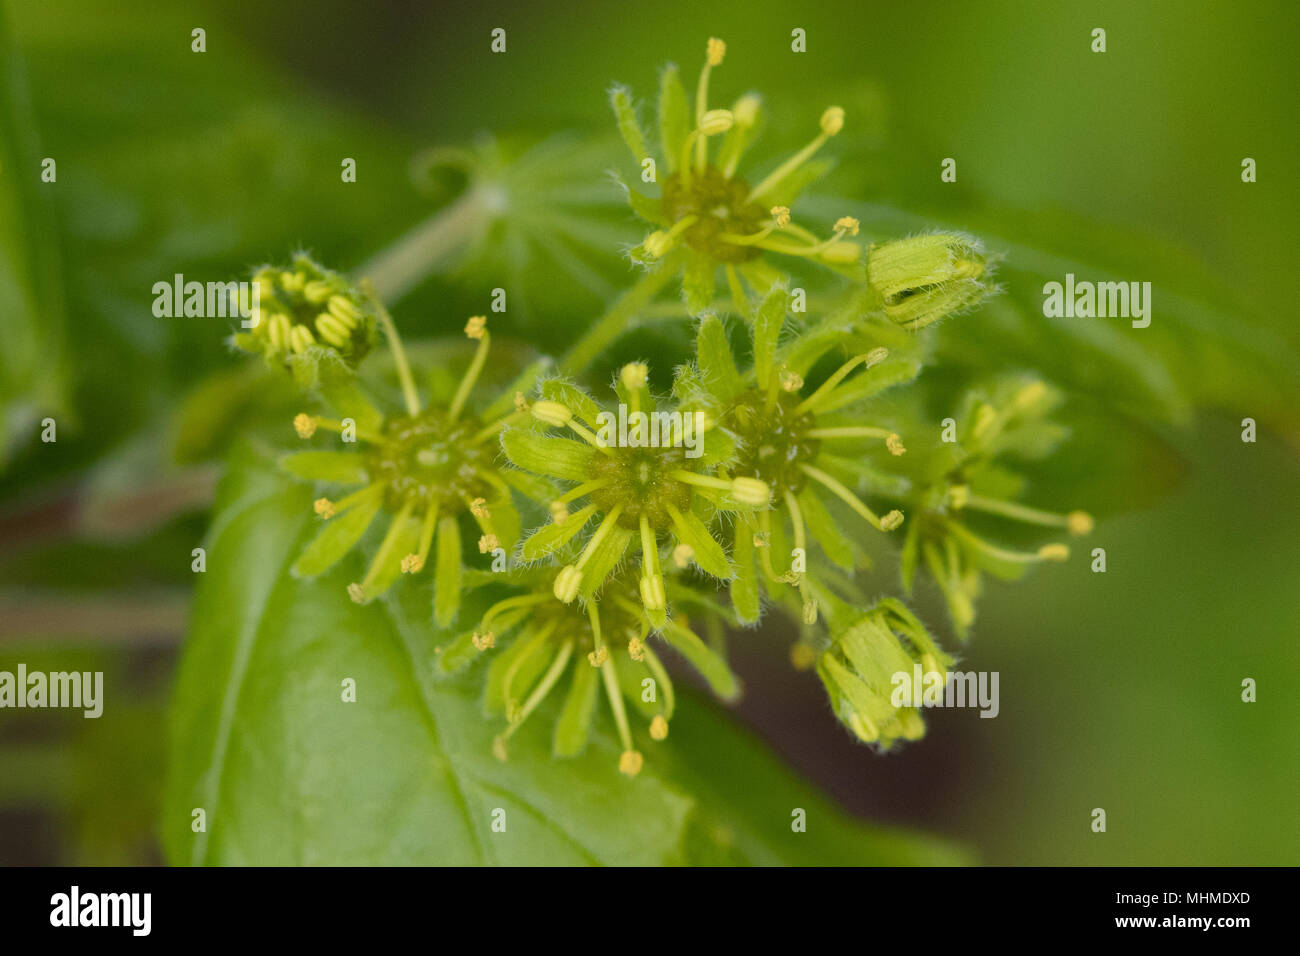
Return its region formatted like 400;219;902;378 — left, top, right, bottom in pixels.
598;658;639;773
959;493;1094;536
799;462;900;532
401;500;439;573
749;105;844;201
720;206;792;246
793;349;889;416
350;499;417;603
448;317;491;422
501;639;575;741
946;521;1068;564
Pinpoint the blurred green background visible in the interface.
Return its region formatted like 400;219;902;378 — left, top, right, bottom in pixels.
1;0;1296;864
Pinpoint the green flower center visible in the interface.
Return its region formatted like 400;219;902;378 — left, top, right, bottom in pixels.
725;389;821;496
366;409;490;511
589;446;693;530
661;165;766;264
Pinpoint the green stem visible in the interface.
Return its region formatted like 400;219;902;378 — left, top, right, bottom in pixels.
559;263;678;375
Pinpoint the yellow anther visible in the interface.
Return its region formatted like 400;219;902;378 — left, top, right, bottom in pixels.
469;497;490;519
587;647;609;667
530;400;573;427
820;106;845;136
706;37;726;66
802;601;818;625
886;433;906;456
650;715;669;741
770;205;791;228
478;533;500;554
628;637;646;662
733;94;760;127
293;413;317;438
639;574;666;611
834;216;861;236
303;280;332;304
327;295;362;324
464;315;487;340
620;362;649;389
347;583;366;604
1038;543;1070;562
513;391;528;412
699;108;734;136
472;631;496;651
549;500;570;522
672;543;694;569
1067;510;1094;536
618;750;644;776
780;369;804;392
400;554;424;574
313;497;336;519
554;565;582;603
881;509;905;531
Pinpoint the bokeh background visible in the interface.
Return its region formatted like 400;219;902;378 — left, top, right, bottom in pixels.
1;0;1296;864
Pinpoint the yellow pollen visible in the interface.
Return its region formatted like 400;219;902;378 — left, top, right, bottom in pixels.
706;37;726;66
587;647;608;667
672;543;694;568
549;500;570;522
650;715;669;741
478;533;500;553
619;750;644;776
780;369;804;392
313;497;336;518
628;637;646;662
293;413;317;438
834;216;860;236
513;391;528;412
472;631;496;651
400;554;424;574
347;583;366;604
771;206;791;228
469;497;490;519
886;433;906;456
464;315;487;340
1067;510;1094;536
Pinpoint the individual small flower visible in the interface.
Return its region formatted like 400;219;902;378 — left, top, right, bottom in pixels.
437;568;737;776
501;365;770;629
682;285;915;624
232;253;378;370
897;377;1093;638
815;597;954;749
609;37;859;315
865;233;997;330
281;297;547;624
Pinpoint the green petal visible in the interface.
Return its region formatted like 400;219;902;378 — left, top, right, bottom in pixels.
668;505;732;579
291;486;384;578
696;314;741;402
661;620;738;700
752;283;788;390
486;491;521;552
553;659;600;757
485;628;552;716
797;485;856;570
359;511;421;600
521;503;598;561
683;252;715;316
579;526;634;599
657;62;689;172
279;451;368;484
501;428;597;482
498;467;559;506
435;630;481;675
609;84;648;163
900;519;920;594
433;515;462;628
730;519;761;624
318;378;384;434
614;651;657;719
612;172;669;227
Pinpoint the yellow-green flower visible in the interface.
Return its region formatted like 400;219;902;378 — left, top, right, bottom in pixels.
815;596;954;749
611;37;861;314
502;363;770;630
283;310;544;624
865;233;997;330
898;377;1093;638
437;567;737;776
681;285;917;625
233;254;378;369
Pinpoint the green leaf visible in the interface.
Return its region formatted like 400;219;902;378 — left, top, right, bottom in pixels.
696;314;741;402
501;428;597;482
657;63;689;172
165;441;970;865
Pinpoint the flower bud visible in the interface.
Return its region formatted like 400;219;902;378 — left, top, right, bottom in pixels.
699;108;735;136
553;565;583;603
820;106;845;136
866;233;993;330
530;400;574;427
730;476;771;506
